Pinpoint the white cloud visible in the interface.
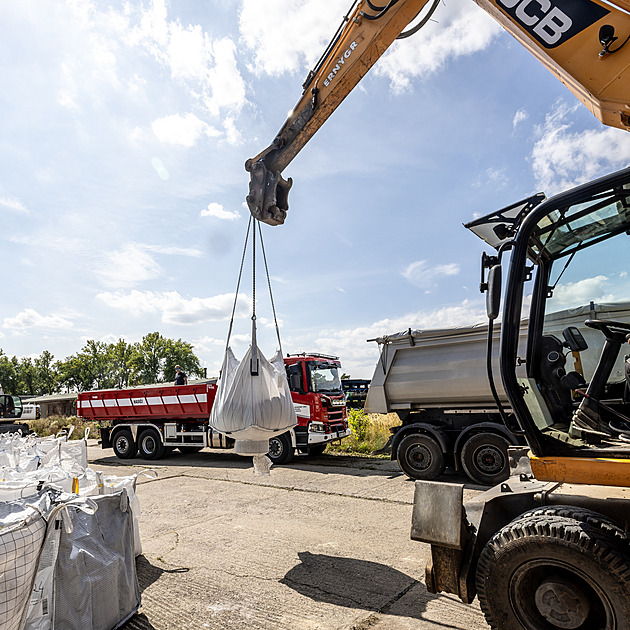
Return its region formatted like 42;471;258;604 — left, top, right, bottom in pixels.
3;308;74;331
240;0;348;76
221;116;242;146
531;101;630;195
94;242;203;288
402;259;460;288
374;0;502;91
513;107;528;131
96;290;252;325
553;274;629;310
201;202;240;221
151;113;220;147
486;167;508;187
292;299;487;378
0;197;28;213
95;244;162;289
122;1;247;118
142;244;203;257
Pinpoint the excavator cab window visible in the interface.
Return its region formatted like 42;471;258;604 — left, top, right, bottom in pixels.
511;169;630;455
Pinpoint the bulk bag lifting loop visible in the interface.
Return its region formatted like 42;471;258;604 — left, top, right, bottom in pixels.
209;217;297;463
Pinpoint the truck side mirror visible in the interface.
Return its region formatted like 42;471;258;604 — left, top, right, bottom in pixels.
563;326;588;351
486;264;502;320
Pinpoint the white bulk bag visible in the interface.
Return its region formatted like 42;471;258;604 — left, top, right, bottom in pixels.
210;346;297;456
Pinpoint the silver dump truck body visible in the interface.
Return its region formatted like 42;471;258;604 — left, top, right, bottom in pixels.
366;301;630;415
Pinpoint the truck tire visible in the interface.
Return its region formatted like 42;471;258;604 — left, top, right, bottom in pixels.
112;429;137;459
519;506;629;546
396;433;445;480
138;428;166;460
461;432;510;486
476;514;630;630
268;432;294;465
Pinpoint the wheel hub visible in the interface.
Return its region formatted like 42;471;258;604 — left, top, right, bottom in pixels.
475;446;503;473
117;437;129;450
409;445;431;470
534;576;590;629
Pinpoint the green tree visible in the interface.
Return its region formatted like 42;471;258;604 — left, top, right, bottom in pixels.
129;332;165;385
110;339;133;389
57;340;112;392
35;350;58;395
17;357;37;395
163;338;203;383
0;351;18;394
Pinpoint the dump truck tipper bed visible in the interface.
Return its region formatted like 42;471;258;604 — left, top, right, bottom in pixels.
366;302;630;485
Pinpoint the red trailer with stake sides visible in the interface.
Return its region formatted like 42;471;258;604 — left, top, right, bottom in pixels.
77;353;350;465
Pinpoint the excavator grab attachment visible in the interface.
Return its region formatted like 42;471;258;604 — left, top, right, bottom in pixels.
245;158;293;226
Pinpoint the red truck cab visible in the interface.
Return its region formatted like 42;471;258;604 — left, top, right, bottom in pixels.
281;353;350;461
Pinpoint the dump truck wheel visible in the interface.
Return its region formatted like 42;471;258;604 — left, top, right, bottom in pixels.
112;429;137;459
476;514;630;630
268;432;294;465
138;428;166;460
460;432;510;486
396;433;445;480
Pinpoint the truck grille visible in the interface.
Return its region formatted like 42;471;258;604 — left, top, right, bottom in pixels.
328;410;345;422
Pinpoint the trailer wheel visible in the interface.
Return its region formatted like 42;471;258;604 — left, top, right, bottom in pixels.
112;429;137;459
138;428;166;460
396;433;445;480
461;432;509;486
267;432;294;465
476;514;630;630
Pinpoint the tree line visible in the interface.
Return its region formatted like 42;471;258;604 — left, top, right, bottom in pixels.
0;332;205;396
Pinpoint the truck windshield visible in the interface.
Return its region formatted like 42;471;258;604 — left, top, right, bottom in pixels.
308;363;343;393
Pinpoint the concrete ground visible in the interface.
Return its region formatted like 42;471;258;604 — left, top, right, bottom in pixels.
86;441;489;630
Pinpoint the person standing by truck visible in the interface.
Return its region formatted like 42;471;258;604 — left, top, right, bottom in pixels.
174;365;187;385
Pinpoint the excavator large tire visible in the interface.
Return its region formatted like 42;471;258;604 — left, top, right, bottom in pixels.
476;513;630;630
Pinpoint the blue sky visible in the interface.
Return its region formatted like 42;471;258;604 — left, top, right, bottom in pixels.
2;0;630;380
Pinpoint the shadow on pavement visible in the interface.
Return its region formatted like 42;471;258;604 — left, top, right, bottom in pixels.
119;555;189;629
90;450;484;489
91;449;406;478
281;551;465;628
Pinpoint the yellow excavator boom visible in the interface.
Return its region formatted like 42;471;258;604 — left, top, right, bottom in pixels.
246;0;630;225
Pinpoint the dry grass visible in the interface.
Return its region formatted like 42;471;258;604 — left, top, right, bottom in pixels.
27;415;99;440
327;411;400;456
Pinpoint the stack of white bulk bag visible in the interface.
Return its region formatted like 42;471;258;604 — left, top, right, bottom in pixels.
0;430;150;629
